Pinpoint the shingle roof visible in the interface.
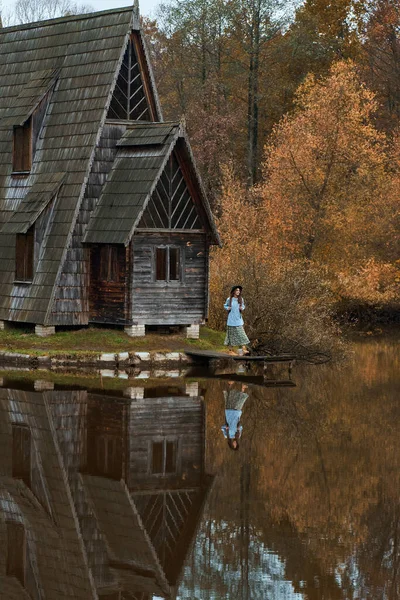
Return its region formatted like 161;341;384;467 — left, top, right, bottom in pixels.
0;172;65;234
0;388;97;599
82;474;170;597
0;7;137;324
84;122;220;246
1;68;60;127
84;123;179;245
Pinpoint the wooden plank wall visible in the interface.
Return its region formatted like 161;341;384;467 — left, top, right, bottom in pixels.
127;396;204;491
49;124;123;325
131;231;207;325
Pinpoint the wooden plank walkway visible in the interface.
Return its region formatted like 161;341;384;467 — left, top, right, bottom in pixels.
185;350;296;363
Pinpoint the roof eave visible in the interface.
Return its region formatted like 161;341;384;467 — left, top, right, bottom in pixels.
177;128;221;246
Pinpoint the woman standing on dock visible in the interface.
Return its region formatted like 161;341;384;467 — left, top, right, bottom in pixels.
224;285;250;355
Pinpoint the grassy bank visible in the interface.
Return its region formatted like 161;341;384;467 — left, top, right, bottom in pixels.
0;325;226;357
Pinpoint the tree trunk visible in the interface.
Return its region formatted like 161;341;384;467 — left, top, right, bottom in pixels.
247;0;261;186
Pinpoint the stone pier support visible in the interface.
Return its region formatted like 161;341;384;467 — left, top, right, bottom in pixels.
185;382;199;397
124;387;145;399
124;324;145;337
35;325;55;337
0;320;5;330
186;324;200;339
34;380;55;391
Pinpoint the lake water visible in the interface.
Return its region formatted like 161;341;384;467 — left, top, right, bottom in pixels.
0;335;398;599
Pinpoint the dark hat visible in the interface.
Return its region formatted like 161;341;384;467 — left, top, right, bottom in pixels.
231;285;243;294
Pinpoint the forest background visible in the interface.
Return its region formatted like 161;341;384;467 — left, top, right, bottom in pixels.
2;0;400;353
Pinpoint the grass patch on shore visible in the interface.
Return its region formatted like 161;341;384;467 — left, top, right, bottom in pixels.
0;325;226;356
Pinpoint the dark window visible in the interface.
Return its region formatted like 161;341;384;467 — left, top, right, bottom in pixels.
15;226;34;282
165;441;177;473
151;439;178;475
13;119;32;173
12;425;31;488
152;441;164;474
155;247;181;282
100;245;120;282
156;247;167;281
169;247;180;281
6;522;25;585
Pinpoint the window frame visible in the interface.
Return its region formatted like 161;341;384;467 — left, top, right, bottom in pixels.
149;438;179;476
12;424;32;488
15;225;34;284
153;245;183;284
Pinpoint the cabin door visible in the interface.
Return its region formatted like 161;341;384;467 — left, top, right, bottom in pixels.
89;244;128;324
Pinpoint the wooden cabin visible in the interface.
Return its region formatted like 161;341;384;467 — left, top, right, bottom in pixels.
0;7;220;338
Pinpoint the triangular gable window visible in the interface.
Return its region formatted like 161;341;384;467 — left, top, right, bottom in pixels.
107;34;153;121
138;153;203;230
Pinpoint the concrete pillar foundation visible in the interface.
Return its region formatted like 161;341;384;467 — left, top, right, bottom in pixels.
35;325;56;337
185;382;199;397
186;324;200;339
124;324;145;337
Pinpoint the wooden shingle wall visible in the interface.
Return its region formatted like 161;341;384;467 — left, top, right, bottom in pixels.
49;124;123;325
127;396;205;491
0;9;134;325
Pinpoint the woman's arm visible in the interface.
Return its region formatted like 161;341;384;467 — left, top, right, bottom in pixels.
224;298;231;311
240;298;245;311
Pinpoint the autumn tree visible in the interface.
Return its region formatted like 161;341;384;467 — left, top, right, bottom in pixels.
259;60;399;308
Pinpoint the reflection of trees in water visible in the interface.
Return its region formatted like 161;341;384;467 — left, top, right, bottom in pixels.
179;338;400;599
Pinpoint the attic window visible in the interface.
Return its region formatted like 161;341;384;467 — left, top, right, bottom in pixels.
13;120;32;174
6;522;26;585
12;425;31;487
15;226;34;283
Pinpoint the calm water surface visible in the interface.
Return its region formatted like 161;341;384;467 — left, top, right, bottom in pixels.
0;336;398;600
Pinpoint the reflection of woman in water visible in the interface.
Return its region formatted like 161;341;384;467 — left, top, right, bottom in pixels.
221;384;249;451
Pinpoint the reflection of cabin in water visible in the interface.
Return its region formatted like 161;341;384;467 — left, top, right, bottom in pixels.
0;6;220;339
128;394;213;589
0;382;213;599
0;387;96;599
